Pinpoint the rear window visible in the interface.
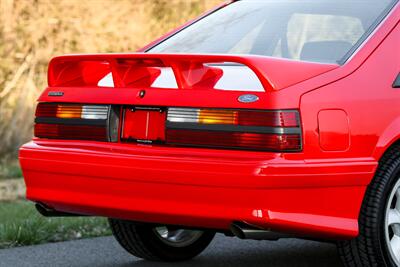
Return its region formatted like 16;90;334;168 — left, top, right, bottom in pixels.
149;0;397;64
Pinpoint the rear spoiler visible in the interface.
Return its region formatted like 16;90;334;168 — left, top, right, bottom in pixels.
48;53;338;91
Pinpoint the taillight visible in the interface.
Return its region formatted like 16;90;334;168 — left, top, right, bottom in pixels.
34;103;113;141
166;108;302;152
35;104;109;119
35;103;302;152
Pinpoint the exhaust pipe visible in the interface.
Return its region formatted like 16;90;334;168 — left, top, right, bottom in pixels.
35;203;85;217
230;222;289;241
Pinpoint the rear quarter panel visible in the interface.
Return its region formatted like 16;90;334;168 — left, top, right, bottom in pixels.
300;20;400;161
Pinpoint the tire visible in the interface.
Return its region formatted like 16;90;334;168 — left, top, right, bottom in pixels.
108;219;215;262
337;145;400;267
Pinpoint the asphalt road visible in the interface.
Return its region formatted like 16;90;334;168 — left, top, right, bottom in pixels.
0;235;343;267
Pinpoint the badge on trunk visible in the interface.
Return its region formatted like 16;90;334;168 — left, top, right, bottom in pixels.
48;91;64;97
238;94;259;103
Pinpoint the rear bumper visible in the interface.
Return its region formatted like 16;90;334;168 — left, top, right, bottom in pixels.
20;140;377;239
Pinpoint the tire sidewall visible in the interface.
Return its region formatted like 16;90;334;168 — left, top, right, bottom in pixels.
375;160;400;267
136;223;215;261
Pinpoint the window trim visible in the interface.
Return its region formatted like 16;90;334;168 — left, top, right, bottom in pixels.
339;0;399;65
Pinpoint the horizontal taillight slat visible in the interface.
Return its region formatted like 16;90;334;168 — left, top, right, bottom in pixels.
34;124;108;141
166;130;301;151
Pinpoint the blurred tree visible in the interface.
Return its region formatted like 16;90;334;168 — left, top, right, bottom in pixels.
0;0;220;157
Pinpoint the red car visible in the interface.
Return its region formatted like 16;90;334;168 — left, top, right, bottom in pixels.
19;0;400;266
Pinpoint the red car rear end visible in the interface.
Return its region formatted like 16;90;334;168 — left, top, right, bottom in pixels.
19;0;400;266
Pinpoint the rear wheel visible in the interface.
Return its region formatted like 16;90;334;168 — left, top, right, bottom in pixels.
109;219;215;262
337;145;400;267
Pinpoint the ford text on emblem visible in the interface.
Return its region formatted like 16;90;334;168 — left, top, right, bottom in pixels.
48;91;64;97
238;94;259;103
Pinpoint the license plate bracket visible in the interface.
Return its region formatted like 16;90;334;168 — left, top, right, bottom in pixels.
121;107;166;143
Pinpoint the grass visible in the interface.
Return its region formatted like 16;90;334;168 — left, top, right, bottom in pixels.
0;159;111;249
0;0;221;249
0;201;111;249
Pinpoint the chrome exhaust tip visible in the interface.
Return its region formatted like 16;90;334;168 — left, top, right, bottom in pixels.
230;221;289;241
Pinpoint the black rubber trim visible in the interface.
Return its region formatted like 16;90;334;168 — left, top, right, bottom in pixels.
35;117;107;127
393;73;400;88
166;122;301;135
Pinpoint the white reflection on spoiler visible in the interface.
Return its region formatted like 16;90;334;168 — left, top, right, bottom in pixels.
98;73;114;87
97;65;264;92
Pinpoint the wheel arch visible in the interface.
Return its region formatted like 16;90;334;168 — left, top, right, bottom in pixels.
373;116;400;162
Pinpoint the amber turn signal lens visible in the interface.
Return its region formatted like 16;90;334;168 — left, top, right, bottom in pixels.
199;109;238;125
56;105;82;119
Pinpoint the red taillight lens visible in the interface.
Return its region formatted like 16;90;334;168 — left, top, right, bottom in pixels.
167;130;301;151
238;110;299;127
166;108;302;152
34;103;110;141
34;124;108;141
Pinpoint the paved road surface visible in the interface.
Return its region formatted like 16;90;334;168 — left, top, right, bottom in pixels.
0;235;343;267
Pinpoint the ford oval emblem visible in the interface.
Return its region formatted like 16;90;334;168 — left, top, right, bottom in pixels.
238;94;259;103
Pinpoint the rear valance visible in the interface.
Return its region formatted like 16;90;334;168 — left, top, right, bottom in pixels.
48;53;337;91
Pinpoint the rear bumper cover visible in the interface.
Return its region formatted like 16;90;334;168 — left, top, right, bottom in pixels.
20;140;377;239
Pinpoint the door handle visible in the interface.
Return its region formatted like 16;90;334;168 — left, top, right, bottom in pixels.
394;73;400;88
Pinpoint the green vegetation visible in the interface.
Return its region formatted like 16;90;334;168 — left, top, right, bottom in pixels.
0;0;220;249
0;201;111;249
0;175;110;249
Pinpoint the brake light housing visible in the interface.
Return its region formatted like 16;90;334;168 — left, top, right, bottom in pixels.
35;103;302;152
165;108;302;152
34;103;119;142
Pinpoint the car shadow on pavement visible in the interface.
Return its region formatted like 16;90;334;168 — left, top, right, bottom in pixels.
109;238;343;267
0;236;343;267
